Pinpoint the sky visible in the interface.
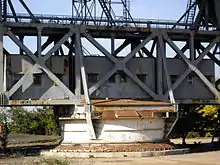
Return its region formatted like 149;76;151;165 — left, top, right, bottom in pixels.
7;0;220;77
9;0;187;20
6;0;220;78
5;0;188;54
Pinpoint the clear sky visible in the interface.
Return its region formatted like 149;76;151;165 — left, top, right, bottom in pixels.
6;0;188;54
10;0;187;20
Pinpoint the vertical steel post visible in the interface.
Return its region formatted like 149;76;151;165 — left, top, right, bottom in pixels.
75;36;81;99
0;0;2;21
0;25;4;93
156;37;163;97
75;30;96;140
19;36;24;55
189;32;195;61
37;26;42;58
111;35;115;55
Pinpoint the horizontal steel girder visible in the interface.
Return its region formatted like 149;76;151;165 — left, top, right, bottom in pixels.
7;28;75;99
84;32;159;100
163;31;220;99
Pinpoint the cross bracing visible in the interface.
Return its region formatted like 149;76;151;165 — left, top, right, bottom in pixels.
0;0;219;107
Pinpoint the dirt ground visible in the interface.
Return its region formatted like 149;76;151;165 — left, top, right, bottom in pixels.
0;151;220;165
0;135;220;165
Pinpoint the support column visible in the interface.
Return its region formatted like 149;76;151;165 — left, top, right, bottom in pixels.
19;36;24;55
0;0;2;21
68;37;75;92
37;26;42;57
158;34;175;103
54;37;60;56
156;38;163;97
0;25;4;93
76;33;90;104
74;36;81;99
75;30;96;140
111;35;115;55
189;32;195;61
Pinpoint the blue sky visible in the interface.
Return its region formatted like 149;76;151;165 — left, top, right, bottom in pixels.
6;0;188;54
9;1;220;77
10;0;187;20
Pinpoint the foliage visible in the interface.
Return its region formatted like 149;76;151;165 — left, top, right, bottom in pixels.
41;158;70;165
0;109;10;153
205;132;213;138
171;104;220;144
187;132;200;138
8;107;60;135
196;105;219;121
171;104;203;144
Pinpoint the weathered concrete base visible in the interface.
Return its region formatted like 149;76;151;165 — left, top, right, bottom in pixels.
41;148;189;158
60;118;166;144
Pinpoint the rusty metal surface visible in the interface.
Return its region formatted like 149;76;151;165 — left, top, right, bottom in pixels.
115;110;139;118
55;143;175;152
90;99;172;106
9;99;81;106
99;110;176;120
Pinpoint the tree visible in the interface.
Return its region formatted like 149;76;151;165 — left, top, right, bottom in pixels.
8;107;34;134
172;104;203;145
0;108;10;154
197;105;219;121
196;105;220;142
8;107;60;135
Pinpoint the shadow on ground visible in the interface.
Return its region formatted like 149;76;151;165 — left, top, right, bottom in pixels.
176;142;220;153
0;143;61;157
1;134;220;158
0;133;61;157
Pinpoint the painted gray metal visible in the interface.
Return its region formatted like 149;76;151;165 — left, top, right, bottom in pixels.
0;0;219;106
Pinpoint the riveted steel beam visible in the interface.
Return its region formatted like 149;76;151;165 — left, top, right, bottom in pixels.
85;32;158;99
8;0;18;22
189;32;195;61
37;26;42;58
0;25;4;93
174;43;189;58
42;30;74;61
122;32;156;63
84;33;118;63
34;37;53;55
8;64;38;97
163;32;220;98
19;0;38;22
7;29;75;99
89;67;118;95
76;29;96;140
123;68;158;100
158;33;175;103
156;36;163;96
75;31;90;104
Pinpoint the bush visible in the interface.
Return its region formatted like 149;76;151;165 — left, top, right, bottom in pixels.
187;132;200;138
205;132;213;138
41;158;70;165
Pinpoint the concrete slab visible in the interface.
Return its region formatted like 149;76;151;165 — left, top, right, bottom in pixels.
41;148;189;158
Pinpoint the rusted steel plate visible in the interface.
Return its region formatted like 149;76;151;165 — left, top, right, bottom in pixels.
115;110;139;118
83;99;173;106
137;111;153;118
101;111;116;120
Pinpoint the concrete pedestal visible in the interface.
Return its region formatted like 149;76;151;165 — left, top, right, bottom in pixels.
60;118;165;144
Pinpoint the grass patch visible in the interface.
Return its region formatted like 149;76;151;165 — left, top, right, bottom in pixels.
40;158;70;165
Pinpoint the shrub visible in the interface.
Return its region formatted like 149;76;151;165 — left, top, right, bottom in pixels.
187;132;200;138
205;132;213;138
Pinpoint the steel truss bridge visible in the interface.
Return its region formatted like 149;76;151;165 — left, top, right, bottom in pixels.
0;0;220;106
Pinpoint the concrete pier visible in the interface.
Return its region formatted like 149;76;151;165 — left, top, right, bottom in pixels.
56;99;176;144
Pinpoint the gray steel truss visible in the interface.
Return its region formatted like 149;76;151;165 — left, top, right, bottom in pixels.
0;0;219;106
0;22;218;105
